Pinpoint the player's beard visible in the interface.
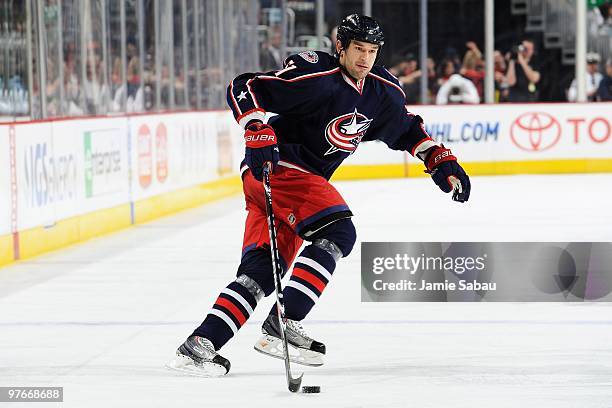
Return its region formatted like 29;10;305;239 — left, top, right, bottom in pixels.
340;55;371;81
349;64;370;80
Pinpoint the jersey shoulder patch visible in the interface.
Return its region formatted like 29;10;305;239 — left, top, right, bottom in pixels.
272;51;338;80
283;51;335;71
297;50;319;63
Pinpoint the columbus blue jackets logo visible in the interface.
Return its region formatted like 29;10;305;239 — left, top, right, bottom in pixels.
324;109;372;155
298;51;319;63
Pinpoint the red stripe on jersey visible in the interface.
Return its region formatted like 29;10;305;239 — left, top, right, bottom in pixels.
256;67;340;83
292;267;326;293
367;72;406;99
246;78;260;108
215;297;247;326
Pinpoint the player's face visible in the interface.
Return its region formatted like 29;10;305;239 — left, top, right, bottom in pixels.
339;40;379;80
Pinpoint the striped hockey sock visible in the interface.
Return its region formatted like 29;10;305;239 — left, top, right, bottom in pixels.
192;280;258;350
272;244;336;321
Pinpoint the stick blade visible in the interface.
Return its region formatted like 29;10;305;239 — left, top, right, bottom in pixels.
288;373;303;393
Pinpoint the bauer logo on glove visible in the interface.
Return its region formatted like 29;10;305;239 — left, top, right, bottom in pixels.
244;134;276;143
243;122;280;181
424;145;471;203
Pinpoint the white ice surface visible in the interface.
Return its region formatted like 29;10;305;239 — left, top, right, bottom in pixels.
1;174;611;408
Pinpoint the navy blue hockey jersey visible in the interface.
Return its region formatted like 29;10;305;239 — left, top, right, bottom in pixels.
227;50;435;180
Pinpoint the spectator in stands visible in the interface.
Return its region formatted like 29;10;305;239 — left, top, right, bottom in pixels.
460;41;485;100
83;56;111;114
442;46;462;72
45;58;62;116
506;38;540;102
1;74;29;115
63;49;83;116
388;55;408;78
597;58;612;101
126;39;139;70
426;57;438;100
436;69;480;105
110;39;145;112
494;50;509;102
567;52;603;102
395;53;421;104
109;53;143;112
390;54;437;103
260;27;283;71
160;64;172;108
110;56;123;94
436;74;480;105
143;50;155;110
436;58;455;86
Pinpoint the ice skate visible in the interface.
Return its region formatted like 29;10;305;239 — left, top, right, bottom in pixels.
166;336;231;377
254;314;325;367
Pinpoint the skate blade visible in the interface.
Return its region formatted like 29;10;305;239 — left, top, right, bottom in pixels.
254;335;324;367
165;353;228;377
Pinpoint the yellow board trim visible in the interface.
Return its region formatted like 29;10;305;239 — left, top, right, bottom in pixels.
459;158;612;175
133;176;242;224
0;234;12;267
332;158;612;181
18;204;132;261
332;164;408;180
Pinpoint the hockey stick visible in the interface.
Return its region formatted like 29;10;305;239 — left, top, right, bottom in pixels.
261;162;304;393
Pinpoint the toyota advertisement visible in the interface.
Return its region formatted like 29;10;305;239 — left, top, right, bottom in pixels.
419;103;611;161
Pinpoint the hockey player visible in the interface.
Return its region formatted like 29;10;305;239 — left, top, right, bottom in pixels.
168;14;471;376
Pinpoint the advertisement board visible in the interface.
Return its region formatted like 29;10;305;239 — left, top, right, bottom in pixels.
129;111;243;201
345;102;612;165
419;102;612;162
14;122;60;230
53;117;130;214
7;111;245;234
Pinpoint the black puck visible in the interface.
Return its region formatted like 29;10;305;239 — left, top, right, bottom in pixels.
302;385;321;393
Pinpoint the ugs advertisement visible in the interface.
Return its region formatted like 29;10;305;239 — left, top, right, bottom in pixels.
361;242;612;301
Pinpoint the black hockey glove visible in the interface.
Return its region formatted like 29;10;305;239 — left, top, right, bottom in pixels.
244;121;280;181
424;145;471;203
